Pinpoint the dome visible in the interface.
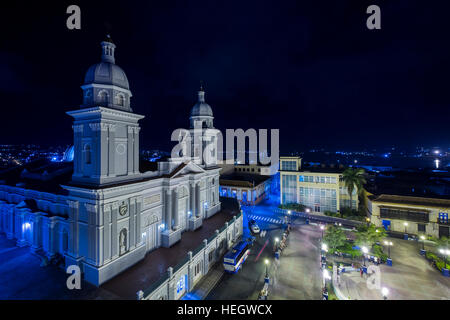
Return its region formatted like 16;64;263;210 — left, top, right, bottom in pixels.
190;90;213;117
190;101;213;117
84;62;129;90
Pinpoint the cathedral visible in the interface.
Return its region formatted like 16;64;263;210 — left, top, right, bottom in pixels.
0;36;222;286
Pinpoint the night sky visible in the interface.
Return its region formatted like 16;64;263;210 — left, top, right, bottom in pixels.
1;1;449;153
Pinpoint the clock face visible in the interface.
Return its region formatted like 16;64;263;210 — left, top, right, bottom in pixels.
119;204;128;216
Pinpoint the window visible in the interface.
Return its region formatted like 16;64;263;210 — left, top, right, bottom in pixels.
98;90;108;104
380;208;429;223
84;144;91;164
218;239;224;251
418;223;426;232
299;175;304;182
115;94;125;106
281;160;296;171
281;174;297;204
439;212;449;224
194;262;201;276
208;250;214;262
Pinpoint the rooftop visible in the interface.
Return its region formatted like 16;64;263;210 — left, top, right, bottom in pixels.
368;194;450;208
365;170;450;200
219;173;270;188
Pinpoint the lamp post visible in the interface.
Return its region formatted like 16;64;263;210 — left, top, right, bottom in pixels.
383;241;393;258
420;235;426;255
381;287;389;300
366;217;370;227
403;222;409;240
362;246;368;267
321;243;328;268
274;237;279;251
320;225;325;238
264;259;269;279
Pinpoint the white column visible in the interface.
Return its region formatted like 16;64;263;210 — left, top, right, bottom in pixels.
190;182;195;217
195;183;201;218
166;190;172;231
173;189;179;230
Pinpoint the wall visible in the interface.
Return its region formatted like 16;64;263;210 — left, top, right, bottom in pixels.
139;211;243;300
368;198;448;238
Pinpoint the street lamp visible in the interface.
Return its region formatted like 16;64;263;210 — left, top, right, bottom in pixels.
264;259;269;278
322;243;328;252
403;222;408;234
366;217;370;227
274;237;279;251
362;246;368;267
381;287;389;300
420;235;426;251
384;241;393;258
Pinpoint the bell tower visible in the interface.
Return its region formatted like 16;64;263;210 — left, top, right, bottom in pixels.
67;37;144;186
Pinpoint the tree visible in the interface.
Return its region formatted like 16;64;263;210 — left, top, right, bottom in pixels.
355;224;386;248
323;225;347;251
342;168;366;212
436;236;450;248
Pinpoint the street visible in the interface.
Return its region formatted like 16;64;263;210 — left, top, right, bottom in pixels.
206;199;323;300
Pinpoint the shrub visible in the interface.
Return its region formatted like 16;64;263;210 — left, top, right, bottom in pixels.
324;210;339;217
425;251;448;272
278;203;306;212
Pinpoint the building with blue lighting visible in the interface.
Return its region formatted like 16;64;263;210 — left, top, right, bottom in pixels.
0;36;224;286
279;156;359;213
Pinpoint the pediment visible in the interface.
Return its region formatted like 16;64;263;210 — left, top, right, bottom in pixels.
169;161;205;178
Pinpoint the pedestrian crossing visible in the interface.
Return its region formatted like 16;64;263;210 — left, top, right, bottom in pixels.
247;214;284;225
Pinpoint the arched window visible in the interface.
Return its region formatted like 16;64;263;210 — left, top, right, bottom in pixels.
115;94;125;106
84;144;91;164
98;90;109;105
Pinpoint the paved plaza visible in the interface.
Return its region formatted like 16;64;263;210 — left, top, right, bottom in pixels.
335;237;450;300
270;224;323;300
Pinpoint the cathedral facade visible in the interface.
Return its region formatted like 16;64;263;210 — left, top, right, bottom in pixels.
0;36;221;286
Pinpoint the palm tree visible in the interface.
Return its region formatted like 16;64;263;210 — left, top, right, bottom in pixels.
342;168;366;211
